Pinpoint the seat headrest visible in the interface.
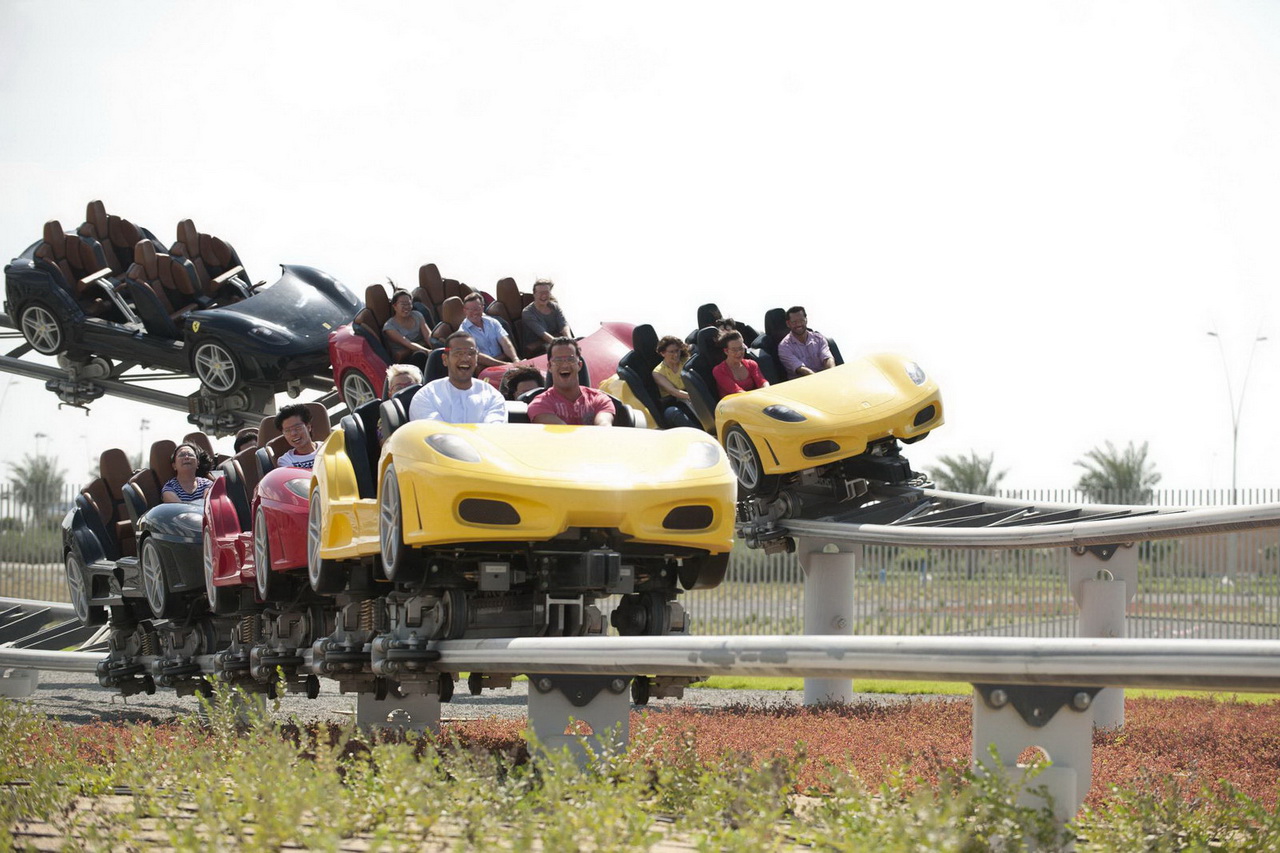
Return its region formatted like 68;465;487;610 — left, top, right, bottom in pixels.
696;303;721;329
42;220;66;253
200;232;234;266
99;448;134;492
764;307;788;340
150;439;178;480
366;284;391;321
419;263;442;292
424;348;447;382
440;296;464;327
695;326;724;364
631;324;658;357
175;219;199;251
182;432;215;459
133;240;159;278
86;200;108;234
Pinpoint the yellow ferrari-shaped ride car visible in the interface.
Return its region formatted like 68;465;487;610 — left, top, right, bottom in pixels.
715;354;943;494
308;408;736;605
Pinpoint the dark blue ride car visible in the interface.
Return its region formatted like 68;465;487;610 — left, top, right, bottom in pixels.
4;217;361;394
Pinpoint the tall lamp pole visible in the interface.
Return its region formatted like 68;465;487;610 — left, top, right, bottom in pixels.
1207;331;1267;504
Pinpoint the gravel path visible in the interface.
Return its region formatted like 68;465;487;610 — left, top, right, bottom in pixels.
10;670;928;726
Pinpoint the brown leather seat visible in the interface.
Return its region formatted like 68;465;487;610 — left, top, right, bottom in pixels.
181;431;221;465
430;296;466;346
487;277;525;351
171;218;246;302
98;448;138;557
78;200;147;275
34;220;111;315
126;240;203;317
124;440;178;520
414;264;472;328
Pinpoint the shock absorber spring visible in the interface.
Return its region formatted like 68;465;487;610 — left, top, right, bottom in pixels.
139;629;158;657
360;598;376;632
238;614;257;644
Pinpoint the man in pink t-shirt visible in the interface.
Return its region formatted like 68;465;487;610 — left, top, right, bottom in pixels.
526;337;616;426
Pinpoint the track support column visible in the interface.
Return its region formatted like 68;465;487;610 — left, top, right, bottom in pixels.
0;667;38;698
528;674;630;766
972;684;1099;827
356;692;441;733
797;537;858;705
1067;544;1136;729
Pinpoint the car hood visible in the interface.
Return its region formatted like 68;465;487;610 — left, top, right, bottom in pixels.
187;265;360;345
723;355;930;418
387;422;728;486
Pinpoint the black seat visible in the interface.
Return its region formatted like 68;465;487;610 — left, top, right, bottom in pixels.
424;348;447;382
753;307;788;384
615;324;669;428
343;398;383;499
378;383;422;439
680;327;723;433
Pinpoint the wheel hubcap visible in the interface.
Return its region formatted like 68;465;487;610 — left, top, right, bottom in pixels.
379;468;401;575
22;306;60;354
725;430;760;490
343;372;376;409
203;534;218;609
254;513;271;596
141;543;165;617
307;495;323;587
195;344;236;392
64;554;89;622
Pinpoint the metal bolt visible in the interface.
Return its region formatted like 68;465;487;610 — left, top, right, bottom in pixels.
611;678;627;693
832;616;848;630
537;678;553;692
989;688;1008;708
1072;691;1093;711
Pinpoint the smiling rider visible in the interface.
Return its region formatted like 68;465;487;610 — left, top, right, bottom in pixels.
407;330;507;424
526;336;615;426
276;404;319;469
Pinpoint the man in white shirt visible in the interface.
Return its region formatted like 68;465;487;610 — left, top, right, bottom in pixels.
275;404;319;469
460;292;517;369
408;331;507;424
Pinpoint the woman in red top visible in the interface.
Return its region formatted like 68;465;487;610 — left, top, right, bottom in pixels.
712;330;769;397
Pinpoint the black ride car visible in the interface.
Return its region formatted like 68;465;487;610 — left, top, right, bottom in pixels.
4;213;361;395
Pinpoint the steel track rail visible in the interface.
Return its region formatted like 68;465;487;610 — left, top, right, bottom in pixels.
4;636;1279;693
751;484;1280;549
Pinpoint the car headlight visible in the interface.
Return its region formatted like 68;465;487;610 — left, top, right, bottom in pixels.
248;325;290;346
177;511;203;527
685;441;723;470
284;477;311;499
426;432;482;463
763;404;807;423
905;362;926;386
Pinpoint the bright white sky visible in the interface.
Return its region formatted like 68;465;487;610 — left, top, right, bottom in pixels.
3;0;1280;492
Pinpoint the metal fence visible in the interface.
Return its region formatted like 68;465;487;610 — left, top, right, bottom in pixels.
3;486;1278;639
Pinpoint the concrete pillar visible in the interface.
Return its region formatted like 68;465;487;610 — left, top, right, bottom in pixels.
797;537;858;705
1067;544;1137;729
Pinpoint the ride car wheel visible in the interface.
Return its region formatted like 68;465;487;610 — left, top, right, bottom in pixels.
192;339;241;393
64;550;106;626
254;507;291;602
340;369;377;411
307;491;346;593
20;302;66;355
203;530;238;614
723;424;779;496
379;463;424;584
140;537;179;620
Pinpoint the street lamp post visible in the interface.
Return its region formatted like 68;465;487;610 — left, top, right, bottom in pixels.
1206;331;1267;504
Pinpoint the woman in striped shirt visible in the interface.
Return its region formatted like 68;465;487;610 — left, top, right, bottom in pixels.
162;443;214;503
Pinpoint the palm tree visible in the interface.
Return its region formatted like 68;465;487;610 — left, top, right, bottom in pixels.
7;453;67;525
1075;440;1162;504
931;451;1008;495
